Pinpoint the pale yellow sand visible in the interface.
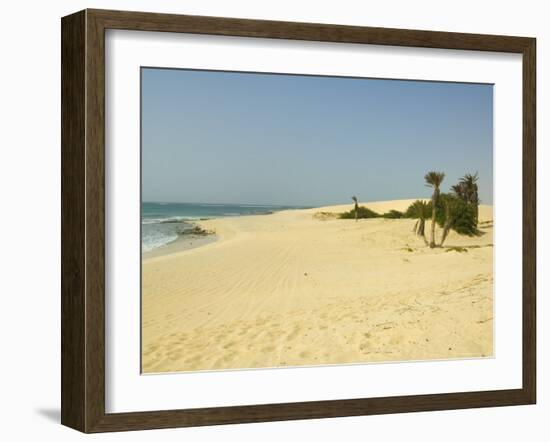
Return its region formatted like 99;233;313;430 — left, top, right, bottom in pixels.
142;199;493;373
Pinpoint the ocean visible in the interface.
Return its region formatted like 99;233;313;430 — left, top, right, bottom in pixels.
142;202;305;252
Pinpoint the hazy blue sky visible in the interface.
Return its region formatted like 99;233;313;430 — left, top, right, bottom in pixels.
142;68;493;206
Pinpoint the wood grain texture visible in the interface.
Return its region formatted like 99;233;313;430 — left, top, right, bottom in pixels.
90;8;532;52
85;9;107;432
61;10;86;432
522;38;536;403
60;8;537;433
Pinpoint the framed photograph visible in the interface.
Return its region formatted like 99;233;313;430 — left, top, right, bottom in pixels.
61;9;536;433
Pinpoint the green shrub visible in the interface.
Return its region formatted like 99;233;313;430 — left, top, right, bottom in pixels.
405;200;432;219
435;194;480;237
339;206;380;219
382;210;405;219
445;246;468;253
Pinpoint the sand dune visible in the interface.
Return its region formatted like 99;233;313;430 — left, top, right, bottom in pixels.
142;199;493;373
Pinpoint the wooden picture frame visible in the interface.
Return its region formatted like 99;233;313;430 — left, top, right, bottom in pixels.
61;8;536;433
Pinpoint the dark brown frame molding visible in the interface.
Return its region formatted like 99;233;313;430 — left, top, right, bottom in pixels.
61;9;536;433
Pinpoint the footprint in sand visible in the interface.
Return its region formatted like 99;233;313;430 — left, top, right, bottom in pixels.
184;354;203;365
168;351;183;362
286;328;301;341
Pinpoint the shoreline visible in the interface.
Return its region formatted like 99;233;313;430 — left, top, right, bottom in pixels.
141;199;455;260
142;230;218;260
141;210;283;260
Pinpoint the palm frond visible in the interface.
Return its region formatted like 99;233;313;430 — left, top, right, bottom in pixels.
424;171;445;188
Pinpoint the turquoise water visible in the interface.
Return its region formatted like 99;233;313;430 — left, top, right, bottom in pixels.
141;202;306;252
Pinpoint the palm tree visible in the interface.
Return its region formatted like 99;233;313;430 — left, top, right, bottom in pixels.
409;200;431;245
351;196;359;222
424;171;445;248
439;194;455;247
459;172;480;225
451;182;466;199
437;193;479;246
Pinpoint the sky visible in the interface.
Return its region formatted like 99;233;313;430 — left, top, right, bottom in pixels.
141;68;493;207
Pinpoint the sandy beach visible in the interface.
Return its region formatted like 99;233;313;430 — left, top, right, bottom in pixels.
142;199;493;373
